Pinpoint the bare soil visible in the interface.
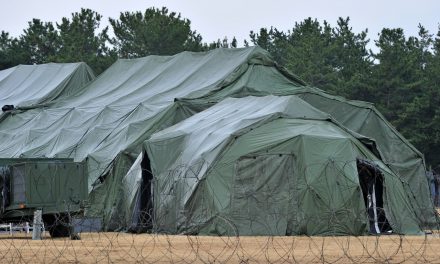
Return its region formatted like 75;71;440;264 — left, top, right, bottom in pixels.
0;231;439;263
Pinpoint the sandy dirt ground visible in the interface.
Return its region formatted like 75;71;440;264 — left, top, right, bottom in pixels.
0;232;439;263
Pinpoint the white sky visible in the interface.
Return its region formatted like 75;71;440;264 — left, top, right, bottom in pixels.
1;0;439;48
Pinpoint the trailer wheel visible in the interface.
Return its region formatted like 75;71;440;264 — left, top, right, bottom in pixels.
48;223;70;237
43;214;71;238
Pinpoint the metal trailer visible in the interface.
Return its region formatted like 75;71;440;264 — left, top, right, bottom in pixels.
0;158;88;237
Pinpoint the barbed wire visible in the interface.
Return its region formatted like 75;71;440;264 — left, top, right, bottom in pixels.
0;159;438;263
0;223;440;263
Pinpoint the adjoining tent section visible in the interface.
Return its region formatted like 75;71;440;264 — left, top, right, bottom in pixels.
288;89;434;226
0;62;95;110
0;47;306;230
145;96;422;236
172;48;435;226
0;47;434;232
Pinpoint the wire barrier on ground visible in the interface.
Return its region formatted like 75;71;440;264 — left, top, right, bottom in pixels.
0;160;438;263
1;227;440;263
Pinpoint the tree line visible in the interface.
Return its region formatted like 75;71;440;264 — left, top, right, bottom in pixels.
0;7;439;169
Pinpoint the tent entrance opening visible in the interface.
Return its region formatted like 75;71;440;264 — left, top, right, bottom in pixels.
357;159;392;234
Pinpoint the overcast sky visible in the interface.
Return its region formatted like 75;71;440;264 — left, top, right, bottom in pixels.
1;0;439;48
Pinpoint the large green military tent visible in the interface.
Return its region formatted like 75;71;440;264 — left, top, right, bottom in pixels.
145;96;422;235
0;47;433;230
0;62;95;109
0;47;306;229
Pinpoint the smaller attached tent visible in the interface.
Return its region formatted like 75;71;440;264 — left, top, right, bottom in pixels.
0;62;95;109
145;96;421;236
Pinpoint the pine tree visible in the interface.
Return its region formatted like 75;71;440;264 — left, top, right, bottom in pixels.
110;7;203;58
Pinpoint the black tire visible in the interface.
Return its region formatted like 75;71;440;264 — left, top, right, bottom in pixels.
43;214;72;238
49;223;71;237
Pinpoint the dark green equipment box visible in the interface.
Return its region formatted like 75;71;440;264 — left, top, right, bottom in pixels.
0;158;88;237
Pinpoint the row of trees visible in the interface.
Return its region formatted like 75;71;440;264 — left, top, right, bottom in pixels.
0;8;114;74
0;7;236;74
0;7;439;168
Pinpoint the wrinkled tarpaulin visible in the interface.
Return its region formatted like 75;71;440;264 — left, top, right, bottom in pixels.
0;62;95;109
0;47;433;230
146;96;422;235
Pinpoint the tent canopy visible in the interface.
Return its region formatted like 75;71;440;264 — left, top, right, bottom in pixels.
0;62;95;108
0;47;304;185
0;47;432;229
146;96;422;236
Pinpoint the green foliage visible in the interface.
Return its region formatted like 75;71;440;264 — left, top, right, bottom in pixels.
19;19;59;64
0;9;115;74
250;27;289;66
110;7;203;58
285;18;338;91
331;18;373;99
0;31;27;70
372;28;408;120
398;88;440;166
205;36;238;49
56;8;116;74
249;17;372;97
395;26;440;167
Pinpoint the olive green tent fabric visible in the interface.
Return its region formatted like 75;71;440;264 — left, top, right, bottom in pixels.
0;62;95;109
145;96;422;236
0;47;287;184
0;46;432;230
176;63;434;226
290;89;434;225
0;47;305;229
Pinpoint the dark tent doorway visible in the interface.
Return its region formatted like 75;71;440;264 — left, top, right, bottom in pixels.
357;159;393;234
127;152;153;233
